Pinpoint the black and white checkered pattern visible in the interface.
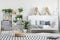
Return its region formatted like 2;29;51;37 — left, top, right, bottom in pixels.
0;34;59;40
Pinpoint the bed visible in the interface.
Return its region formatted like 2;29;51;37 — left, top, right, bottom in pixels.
0;34;48;40
0;31;60;40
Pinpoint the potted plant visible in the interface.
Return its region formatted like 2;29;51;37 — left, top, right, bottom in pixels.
13;8;23;19
24;21;29;29
2;8;13;14
15;15;22;20
13;19;18;25
18;8;23;14
2;8;13;20
22;21;30;33
2;9;7;13
2;8;13;17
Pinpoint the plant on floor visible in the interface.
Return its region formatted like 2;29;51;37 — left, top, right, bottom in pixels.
22;21;30;29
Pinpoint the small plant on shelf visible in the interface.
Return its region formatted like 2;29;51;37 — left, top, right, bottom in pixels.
15;8;23;20
2;9;7;13
13;18;18;25
2;8;13;14
18;8;23;13
13;15;23;24
15;15;22;19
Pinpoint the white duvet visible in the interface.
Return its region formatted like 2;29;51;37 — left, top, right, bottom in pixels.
0;31;60;40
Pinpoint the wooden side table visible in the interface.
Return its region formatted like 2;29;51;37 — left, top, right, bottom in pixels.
15;33;26;37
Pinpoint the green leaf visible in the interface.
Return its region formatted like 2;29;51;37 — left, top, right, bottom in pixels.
15;15;22;19
13;20;17;23
23;21;30;29
2;8;13;13
18;8;23;13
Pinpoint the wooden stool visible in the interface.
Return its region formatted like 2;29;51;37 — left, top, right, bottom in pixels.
15;33;25;37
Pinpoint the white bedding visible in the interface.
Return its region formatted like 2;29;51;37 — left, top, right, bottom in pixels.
0;34;47;40
0;31;60;40
1;31;60;37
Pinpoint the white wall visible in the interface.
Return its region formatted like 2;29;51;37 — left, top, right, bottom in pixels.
59;0;60;32
0;0;58;31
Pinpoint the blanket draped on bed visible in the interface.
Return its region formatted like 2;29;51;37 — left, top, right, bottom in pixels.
0;34;48;40
0;33;59;40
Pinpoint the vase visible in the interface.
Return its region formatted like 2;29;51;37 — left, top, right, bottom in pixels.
3;13;12;21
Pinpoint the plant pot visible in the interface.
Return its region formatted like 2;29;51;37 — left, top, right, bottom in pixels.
3;13;12;21
17;18;20;20
14;23;17;25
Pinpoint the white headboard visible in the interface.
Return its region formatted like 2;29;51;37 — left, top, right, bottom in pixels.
28;15;58;31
